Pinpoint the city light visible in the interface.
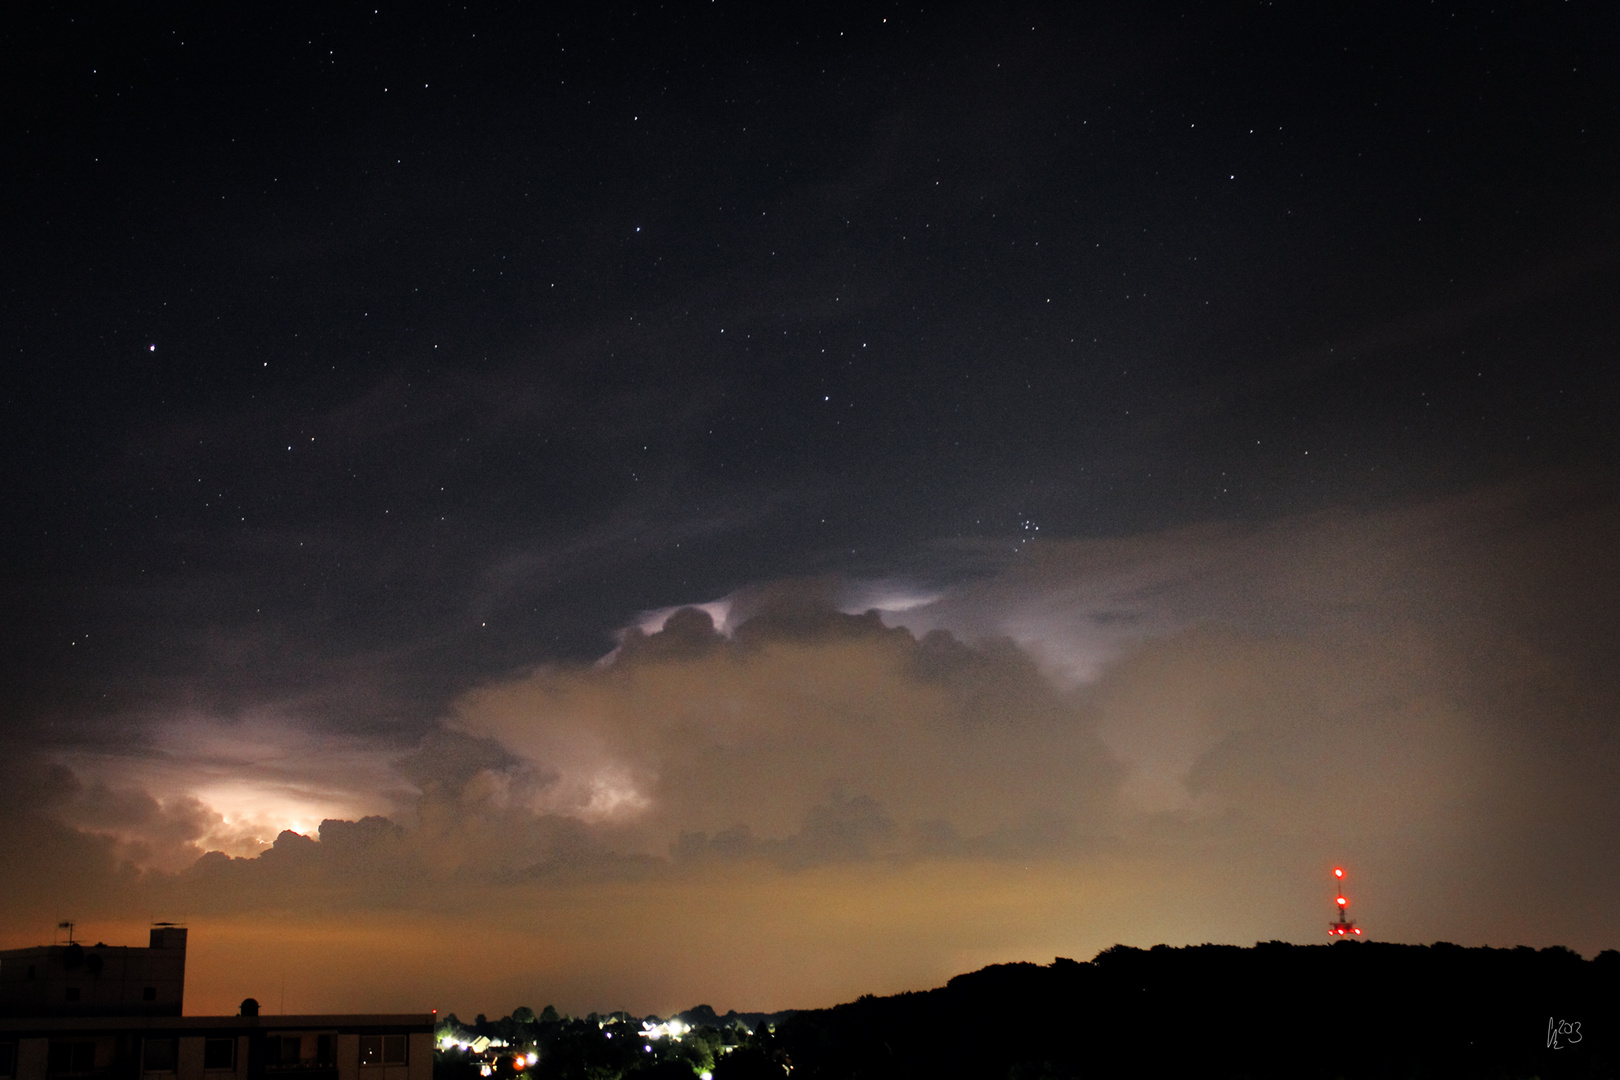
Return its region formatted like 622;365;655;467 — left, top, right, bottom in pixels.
640;1019;688;1041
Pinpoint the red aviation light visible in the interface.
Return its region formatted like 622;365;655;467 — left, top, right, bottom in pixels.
1334;868;1344;879
1336;895;1348;907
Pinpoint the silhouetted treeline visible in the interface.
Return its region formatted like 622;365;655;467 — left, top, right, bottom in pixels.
756;941;1618;1080
436;942;1616;1079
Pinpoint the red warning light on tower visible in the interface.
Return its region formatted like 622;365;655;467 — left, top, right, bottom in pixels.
1329;867;1361;937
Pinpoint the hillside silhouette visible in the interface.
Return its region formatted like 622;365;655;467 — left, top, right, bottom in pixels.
432;942;1616;1079
747;941;1617;1080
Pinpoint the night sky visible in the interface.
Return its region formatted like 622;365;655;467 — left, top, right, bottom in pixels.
3;1;1618;1016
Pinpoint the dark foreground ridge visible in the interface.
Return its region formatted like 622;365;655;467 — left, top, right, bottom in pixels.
437;942;1618;1079
760;941;1619;1080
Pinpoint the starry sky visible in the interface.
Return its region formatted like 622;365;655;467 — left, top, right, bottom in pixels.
3;1;1619;1017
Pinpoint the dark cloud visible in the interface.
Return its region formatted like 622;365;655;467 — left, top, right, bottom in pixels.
394;728;527;796
0;752;83;814
615;607;727;664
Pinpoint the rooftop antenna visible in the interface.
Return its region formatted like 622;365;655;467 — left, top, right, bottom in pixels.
57;921;76;945
1328;867;1361;937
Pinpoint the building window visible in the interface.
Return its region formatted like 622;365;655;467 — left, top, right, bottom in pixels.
64;988;80;1003
0;1041;17;1078
142;1039;178;1073
143;987;158;1002
264;1037;301;1068
203;1040;236;1071
48;1041;96;1075
315;1036;335;1068
358;1036;406;1067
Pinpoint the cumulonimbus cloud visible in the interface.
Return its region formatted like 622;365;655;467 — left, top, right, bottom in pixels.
6;477;1618;1011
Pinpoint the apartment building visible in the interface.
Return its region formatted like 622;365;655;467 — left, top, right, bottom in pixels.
0;930;431;1080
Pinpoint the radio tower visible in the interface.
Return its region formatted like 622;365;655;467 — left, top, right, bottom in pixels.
1328;867;1360;937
